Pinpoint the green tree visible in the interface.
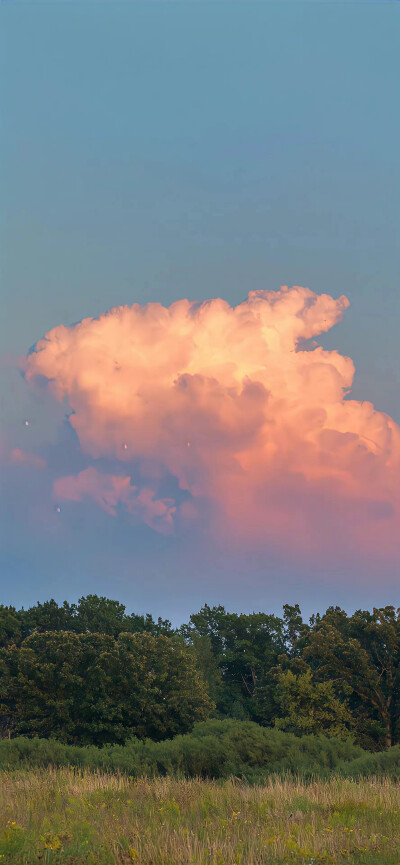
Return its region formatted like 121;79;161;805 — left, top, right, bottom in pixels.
0;605;22;649
183;605;285;723
19;599;75;639
186;633;224;710
73;595;127;636
0;631;213;745
282;604;310;656
117;632;214;740
18;596;175;640
182;604;228;657
304;606;400;749
125;611;174;637
274;668;354;739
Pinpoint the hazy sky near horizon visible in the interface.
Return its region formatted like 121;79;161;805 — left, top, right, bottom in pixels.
1;1;399;625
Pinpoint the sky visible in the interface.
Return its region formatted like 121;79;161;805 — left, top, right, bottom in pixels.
1;1;399;625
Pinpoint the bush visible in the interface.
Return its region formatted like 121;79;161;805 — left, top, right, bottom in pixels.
0;719;369;780
339;745;400;779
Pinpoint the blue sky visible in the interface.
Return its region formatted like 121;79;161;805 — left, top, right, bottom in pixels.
1;1;399;624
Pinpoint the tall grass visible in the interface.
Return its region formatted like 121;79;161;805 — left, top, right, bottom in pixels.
0;768;399;864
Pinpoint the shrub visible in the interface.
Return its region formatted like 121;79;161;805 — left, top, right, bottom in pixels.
0;719;368;780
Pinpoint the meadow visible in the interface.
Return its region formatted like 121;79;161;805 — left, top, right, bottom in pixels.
1;768;400;865
1;598;399;864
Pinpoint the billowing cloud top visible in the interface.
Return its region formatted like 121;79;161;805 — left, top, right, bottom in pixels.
24;286;400;559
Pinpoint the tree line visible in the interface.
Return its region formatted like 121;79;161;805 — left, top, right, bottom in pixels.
0;596;399;749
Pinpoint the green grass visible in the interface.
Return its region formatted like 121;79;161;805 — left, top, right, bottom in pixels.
1;768;399;864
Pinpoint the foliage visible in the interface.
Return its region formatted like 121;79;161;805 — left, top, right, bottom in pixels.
15;595;174;643
1;595;399;750
339;744;400;779
0;631;213;745
0;605;21;649
182;604;285;723
302;605;400;749
274;668;354;740
0;720;365;780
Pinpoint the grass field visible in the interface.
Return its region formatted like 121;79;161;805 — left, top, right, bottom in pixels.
0;769;399;864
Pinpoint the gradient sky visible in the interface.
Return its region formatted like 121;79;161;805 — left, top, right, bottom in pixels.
1;1;399;625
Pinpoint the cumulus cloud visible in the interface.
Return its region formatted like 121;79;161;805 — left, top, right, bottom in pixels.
53;467;176;534
24;286;400;561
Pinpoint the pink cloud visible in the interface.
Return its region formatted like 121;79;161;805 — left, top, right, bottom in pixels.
53;467;176;534
24;286;400;561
